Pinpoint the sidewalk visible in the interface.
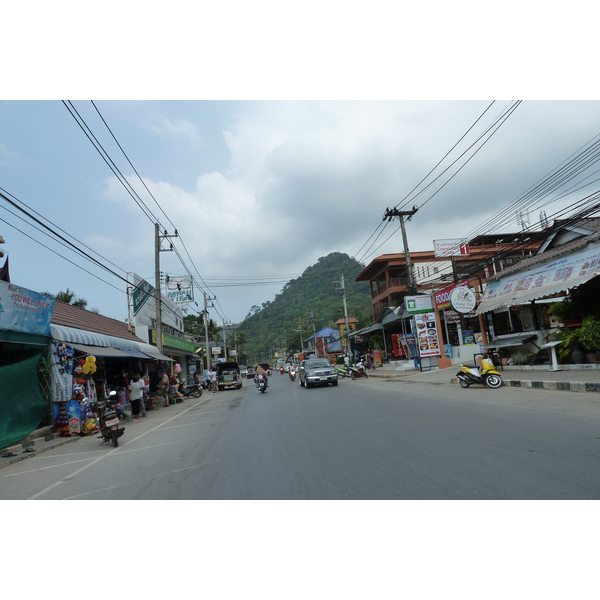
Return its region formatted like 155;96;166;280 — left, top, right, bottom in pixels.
368;360;600;392
0;396;193;470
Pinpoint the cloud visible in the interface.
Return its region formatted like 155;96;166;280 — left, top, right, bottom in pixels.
144;117;200;144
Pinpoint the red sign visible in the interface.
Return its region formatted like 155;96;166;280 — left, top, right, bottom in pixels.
434;281;468;310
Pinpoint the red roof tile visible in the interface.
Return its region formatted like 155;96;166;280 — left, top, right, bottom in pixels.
51;301;145;343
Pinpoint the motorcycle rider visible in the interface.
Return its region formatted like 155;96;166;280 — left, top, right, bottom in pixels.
255;364;269;388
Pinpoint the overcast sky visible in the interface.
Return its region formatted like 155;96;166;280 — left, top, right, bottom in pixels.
2;99;600;324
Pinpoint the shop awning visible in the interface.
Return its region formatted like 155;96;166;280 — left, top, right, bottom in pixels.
143;352;175;362
50;324;141;351
69;343;132;357
477;243;600;314
348;323;383;338
486;333;538;350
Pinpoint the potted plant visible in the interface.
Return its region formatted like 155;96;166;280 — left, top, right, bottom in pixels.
554;326;585;364
577;316;600;363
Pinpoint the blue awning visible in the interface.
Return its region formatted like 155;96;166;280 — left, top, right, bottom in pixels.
50;324;140;351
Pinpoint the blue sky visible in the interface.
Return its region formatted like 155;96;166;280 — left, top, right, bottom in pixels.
3;99;600;325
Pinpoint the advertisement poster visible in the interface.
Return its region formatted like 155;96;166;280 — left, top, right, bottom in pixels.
51;340;74;403
414;312;441;357
0;280;54;335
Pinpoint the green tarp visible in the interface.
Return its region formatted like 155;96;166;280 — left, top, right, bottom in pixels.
0;352;47;449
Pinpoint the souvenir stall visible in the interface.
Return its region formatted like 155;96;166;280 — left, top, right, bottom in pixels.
50;338;164;437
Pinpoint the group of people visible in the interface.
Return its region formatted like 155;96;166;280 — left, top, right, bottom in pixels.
343;350;375;371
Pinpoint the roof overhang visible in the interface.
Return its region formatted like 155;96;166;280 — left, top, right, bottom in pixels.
477;243;600;314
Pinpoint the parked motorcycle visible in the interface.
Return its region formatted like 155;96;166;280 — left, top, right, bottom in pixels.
456;354;502;389
92;391;125;447
349;363;368;380
179;379;203;398
289;366;296;381
335;366;350;378
257;374;268;393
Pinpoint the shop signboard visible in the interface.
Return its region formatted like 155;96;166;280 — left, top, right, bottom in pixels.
212;346;222;355
414;312;441;357
434;239;470;257
405;295;433;314
132;278;154;315
449;285;477;313
166;275;194;304
434;281;468;310
0;280;54;335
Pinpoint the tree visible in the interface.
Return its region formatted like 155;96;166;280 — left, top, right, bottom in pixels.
44;288;99;312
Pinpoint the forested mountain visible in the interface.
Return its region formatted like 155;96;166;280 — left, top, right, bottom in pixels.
237;252;372;363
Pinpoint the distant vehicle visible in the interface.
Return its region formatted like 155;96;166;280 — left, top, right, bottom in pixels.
216;361;242;391
299;358;338;388
246;366;255;380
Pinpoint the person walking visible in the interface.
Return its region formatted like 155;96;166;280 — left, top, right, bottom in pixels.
157;370;170;407
128;374;145;420
207;366;218;393
366;350;374;370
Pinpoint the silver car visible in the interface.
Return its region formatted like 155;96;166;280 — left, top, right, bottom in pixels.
299;358;338;388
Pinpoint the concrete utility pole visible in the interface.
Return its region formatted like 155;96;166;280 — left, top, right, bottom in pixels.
383;207;418;295
334;274;352;355
222;320;230;361
309;311;319;357
203;292;216;371
154;223;178;354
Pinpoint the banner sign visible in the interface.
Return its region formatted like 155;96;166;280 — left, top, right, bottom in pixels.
51;340;74;403
405;295;433;314
132;279;154;315
166;275;194;304
0;280;54;335
414;312;441;357
478;244;600;313
434;239;470;257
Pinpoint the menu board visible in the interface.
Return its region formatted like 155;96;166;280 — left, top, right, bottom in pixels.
414;312;441;357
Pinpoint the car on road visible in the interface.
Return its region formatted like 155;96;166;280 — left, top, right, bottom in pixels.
299;358;338;388
216;361;242;391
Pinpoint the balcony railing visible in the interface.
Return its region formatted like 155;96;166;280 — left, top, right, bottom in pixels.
372;277;408;297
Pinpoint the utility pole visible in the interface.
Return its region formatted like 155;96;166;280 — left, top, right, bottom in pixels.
155;223;177;354
309;311;319;357
203;292;216;371
223;319;230;361
333;274;352;356
383;207;418;295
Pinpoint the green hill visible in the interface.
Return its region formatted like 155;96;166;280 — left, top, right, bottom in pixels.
237;252;371;363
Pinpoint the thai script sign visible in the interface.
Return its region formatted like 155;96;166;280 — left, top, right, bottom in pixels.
0;280;54;335
434;239;470;257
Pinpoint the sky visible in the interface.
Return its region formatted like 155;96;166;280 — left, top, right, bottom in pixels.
3;99;600;326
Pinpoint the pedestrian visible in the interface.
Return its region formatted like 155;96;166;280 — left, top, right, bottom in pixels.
344;354;350;368
139;374;148;417
366;350;374;370
128;374;145;420
207;366;218;393
157;370;170;407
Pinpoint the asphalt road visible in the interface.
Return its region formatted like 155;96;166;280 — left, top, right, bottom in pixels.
1;373;599;499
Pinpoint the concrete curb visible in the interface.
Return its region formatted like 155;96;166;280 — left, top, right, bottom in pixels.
1;434;79;469
447;376;600;393
369;370;600;393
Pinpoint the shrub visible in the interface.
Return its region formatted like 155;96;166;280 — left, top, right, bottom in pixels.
577;317;600;352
